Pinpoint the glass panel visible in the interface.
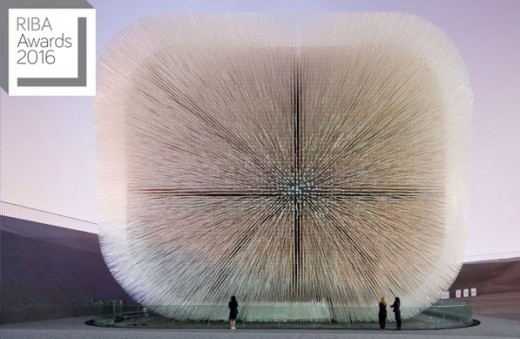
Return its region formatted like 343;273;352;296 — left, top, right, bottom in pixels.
91;300;474;329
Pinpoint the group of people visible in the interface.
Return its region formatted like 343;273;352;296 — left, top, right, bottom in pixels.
378;296;401;330
228;296;402;330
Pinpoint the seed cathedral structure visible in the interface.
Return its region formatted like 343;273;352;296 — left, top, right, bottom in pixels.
96;13;472;322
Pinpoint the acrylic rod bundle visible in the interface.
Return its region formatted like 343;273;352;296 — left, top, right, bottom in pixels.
96;13;471;322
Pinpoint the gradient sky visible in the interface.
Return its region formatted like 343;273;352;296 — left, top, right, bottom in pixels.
1;0;519;261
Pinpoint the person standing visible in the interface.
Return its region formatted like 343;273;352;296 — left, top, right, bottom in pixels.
378;297;387;330
228;296;238;329
391;297;402;330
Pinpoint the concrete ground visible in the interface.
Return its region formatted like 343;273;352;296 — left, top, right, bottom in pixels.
1;313;519;339
2;292;519;338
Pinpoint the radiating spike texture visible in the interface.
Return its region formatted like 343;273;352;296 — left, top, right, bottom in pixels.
95;13;472;323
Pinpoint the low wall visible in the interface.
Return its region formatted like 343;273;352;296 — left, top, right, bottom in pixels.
0;216;132;323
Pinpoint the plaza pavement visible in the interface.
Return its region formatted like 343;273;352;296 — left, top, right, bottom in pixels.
1;313;519;339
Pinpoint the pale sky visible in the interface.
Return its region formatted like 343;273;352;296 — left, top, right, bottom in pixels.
1;0;519;262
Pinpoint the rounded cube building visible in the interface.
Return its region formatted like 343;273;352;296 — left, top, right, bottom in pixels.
96;13;471;322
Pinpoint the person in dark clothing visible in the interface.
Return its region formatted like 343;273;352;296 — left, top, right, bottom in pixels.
378;297;387;330
228;296;238;329
391;297;402;330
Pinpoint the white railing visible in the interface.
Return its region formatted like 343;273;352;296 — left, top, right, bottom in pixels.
0;200;98;234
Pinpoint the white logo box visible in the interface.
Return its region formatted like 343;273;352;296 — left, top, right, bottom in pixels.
1;0;95;96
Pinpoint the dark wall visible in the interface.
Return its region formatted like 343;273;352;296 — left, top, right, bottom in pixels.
449;258;520;296
0;216;132;323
